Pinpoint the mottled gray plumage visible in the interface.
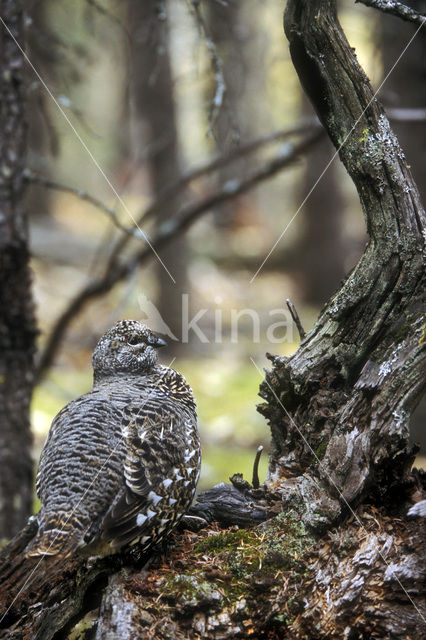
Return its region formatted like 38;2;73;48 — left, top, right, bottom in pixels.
26;320;200;558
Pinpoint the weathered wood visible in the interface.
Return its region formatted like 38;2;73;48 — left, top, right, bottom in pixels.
257;0;425;531
190;478;275;527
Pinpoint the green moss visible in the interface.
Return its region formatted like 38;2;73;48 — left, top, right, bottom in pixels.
162;573;224;609
194;528;259;555
262;512;313;569
192;512;313;601
314;439;329;461
156;511;315;624
67;609;98;640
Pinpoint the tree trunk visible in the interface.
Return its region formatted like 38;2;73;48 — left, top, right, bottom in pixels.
129;0;187;343
0;1;425;638
206;0;252;228
0;0;37;539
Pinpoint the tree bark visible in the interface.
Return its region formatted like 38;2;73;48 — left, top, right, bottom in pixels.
0;0;37;539
380;0;426;207
0;1;425;638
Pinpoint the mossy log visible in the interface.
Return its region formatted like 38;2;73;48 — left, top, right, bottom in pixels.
0;0;425;638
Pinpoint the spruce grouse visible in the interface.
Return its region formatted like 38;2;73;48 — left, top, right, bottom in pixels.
26;320;200;558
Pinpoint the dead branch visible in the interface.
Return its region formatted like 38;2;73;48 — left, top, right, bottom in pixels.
387;107;426;121
109;107;424;264
286;298;306;340
29;108;421;261
136;117;321;226
356;0;426;25
25;170;140;239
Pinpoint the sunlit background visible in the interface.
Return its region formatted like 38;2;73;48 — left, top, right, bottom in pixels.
27;0;425;497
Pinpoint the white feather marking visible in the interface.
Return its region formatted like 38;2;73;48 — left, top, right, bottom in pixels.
136;513;148;526
169;497;177;505
173;467;184;481
148;491;163;506
162;478;173;489
146;508;157;519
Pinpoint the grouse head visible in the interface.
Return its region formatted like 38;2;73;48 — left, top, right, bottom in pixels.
92;320;166;381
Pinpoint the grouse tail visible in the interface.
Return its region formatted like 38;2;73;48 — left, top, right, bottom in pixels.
25;512;83;558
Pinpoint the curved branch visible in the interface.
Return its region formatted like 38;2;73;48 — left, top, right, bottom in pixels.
25;171;141;239
356;0;426;26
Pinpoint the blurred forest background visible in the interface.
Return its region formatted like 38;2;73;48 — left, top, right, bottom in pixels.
24;0;425;497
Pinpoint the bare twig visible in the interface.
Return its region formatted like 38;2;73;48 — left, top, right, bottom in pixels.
286;298;306;340
36;128;324;382
356;0;426;26
33;110;418;269
24;170;142;240
386;107;426;122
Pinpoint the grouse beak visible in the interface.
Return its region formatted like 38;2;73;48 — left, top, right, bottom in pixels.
154;337;167;348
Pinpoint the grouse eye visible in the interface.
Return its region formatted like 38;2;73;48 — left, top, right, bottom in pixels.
127;335;142;346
